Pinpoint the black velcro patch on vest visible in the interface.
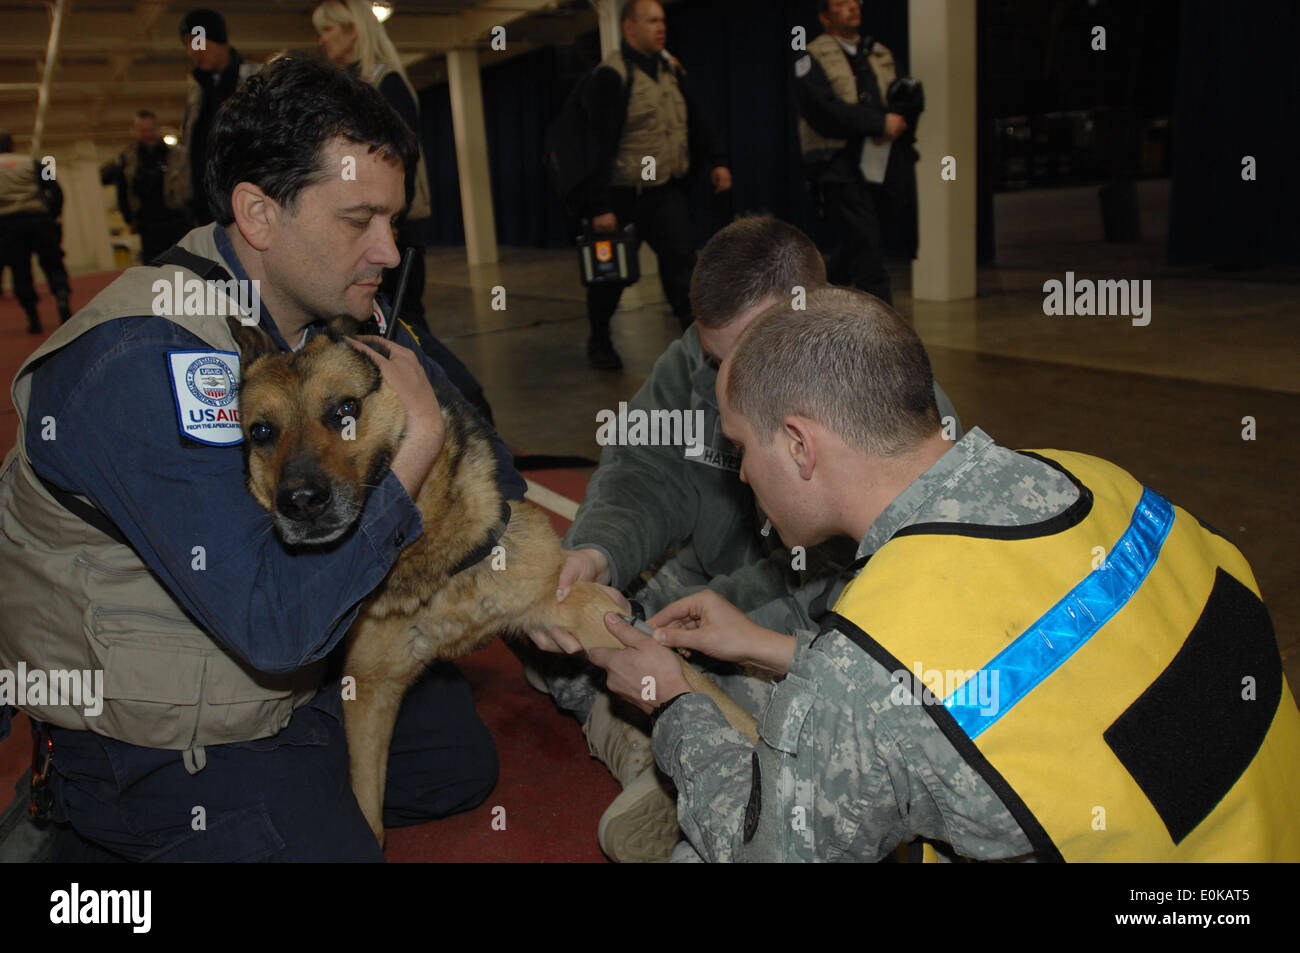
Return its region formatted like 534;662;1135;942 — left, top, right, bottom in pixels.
743;752;761;844
1103;569;1281;845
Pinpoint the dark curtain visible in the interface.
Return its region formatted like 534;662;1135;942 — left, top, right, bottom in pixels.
1168;0;1300;267
416;0;912;253
418;82;465;246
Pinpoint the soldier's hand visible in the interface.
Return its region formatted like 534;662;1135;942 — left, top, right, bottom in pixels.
555;548;611;601
648;590;795;674
588;613;691;716
592;212;617;233
524;625;581;654
711;166;733;192
884;112;908;140
525;582;628;654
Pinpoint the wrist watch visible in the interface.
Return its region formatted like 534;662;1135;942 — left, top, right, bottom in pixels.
649;691;687;727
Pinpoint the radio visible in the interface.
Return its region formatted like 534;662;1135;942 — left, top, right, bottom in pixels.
577;223;639;286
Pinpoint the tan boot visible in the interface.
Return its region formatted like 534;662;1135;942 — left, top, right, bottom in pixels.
584;694;679;862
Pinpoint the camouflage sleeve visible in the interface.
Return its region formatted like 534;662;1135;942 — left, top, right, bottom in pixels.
638;535;856;634
655;627;1037;861
652;692;757;862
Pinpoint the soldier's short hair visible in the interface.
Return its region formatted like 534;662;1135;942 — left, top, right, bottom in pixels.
135;109;156;120
690;215;827;329
726;286;940;456
621;0;655;24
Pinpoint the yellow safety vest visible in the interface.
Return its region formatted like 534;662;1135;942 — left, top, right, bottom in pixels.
830;449;1300;861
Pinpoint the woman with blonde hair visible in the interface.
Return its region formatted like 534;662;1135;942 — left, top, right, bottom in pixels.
314;0;493;421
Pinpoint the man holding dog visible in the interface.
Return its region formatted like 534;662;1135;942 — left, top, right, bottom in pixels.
582;285;1300;862
0;56;519;861
527;216;961;861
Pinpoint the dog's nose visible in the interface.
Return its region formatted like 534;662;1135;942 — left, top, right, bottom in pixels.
277;483;332;522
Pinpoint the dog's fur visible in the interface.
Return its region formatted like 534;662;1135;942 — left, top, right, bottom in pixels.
229;317;757;844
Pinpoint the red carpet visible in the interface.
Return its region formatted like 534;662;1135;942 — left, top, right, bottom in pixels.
0;272;619;862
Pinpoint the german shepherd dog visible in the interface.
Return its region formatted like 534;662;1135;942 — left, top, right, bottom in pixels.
228;317;758;845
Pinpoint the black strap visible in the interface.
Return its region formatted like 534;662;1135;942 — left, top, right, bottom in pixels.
447;499;512;577
149;245;235;284
809;552;871;628
36;473;130;547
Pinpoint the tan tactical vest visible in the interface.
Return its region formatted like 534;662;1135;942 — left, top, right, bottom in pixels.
0;153;48;217
368;63;432;221
0;224;322;773
798;33;896;160
601;49;690;189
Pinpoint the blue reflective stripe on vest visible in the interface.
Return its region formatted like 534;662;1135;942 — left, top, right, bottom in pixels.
943;487;1176;739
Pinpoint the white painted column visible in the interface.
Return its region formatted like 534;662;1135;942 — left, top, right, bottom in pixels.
59;140;115;275
909;0;977;302
446;47;499;267
595;0;621;57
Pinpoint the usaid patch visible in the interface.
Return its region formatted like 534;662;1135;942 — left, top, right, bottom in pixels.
166;350;243;446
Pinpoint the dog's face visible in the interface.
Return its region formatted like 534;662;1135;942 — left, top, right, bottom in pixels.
231;318;405;546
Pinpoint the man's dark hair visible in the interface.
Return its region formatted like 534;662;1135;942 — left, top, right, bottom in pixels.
179;8;228;45
135;109;156;120
621;0;654;24
690;215;828;329
0;131;13;154
205;54;419;227
727;286;940;457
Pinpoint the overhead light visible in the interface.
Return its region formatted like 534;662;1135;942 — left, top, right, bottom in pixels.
372;2;393;22
163;134;178;146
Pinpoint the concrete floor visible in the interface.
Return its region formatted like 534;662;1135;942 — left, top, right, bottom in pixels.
421;180;1300;695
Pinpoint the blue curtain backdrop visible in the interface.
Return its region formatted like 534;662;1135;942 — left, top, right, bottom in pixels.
416;0;911;253
1168;0;1300;267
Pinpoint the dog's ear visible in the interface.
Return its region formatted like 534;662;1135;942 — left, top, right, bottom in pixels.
225;315;277;370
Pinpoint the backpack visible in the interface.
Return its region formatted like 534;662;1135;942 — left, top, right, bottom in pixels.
543;55;634;216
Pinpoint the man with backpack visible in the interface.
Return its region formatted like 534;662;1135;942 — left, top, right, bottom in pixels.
564;0;732;371
103;110;191;264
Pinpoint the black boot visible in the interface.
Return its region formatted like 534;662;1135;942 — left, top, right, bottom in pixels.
587;335;623;371
24;308;42;334
56;292;71;324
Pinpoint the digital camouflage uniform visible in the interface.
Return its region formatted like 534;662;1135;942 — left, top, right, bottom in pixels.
544;323;961;720
654;427;1075;862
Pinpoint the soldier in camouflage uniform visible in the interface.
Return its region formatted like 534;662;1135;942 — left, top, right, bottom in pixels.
527;218;961;861
586;285;1300;862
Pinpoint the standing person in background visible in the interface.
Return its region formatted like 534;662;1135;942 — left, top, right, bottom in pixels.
104;111;191;264
793;0;922;305
576;0;732;371
314;0;494;424
178;8;261;226
0;131;70;333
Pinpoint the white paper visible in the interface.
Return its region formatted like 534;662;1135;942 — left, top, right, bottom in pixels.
860;138;892;184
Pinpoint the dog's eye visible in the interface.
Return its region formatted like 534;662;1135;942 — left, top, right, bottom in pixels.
337;399;360;419
250;422;276;445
